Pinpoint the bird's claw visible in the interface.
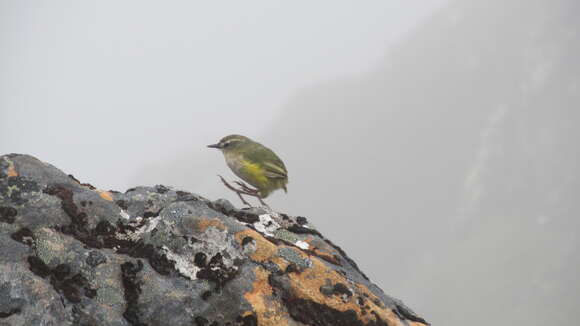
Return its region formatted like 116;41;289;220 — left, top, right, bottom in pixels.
218;176;268;208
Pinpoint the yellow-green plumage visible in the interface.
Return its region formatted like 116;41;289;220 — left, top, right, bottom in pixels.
208;135;288;198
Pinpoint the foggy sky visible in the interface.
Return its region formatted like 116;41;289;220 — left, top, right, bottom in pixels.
0;0;444;190
260;1;580;325
3;1;579;326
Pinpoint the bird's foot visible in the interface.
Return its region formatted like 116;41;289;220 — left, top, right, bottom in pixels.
234;181;259;194
218;175;268;208
257;197;269;208
236;192;253;207
232;181;269;207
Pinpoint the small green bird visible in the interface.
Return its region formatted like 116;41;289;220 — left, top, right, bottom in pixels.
208;134;288;206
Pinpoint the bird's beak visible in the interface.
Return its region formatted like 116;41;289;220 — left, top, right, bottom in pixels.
207;143;221;149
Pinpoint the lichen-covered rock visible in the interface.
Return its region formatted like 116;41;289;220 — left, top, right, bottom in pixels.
0;153;428;326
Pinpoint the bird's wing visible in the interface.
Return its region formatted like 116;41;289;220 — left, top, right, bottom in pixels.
262;161;287;179
245;146;288;180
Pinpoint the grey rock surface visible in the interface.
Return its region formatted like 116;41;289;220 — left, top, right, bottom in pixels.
0;154;427;326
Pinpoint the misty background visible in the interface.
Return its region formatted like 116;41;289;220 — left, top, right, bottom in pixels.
2;1;579;325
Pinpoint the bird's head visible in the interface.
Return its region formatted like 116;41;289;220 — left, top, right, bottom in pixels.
207;135;252;153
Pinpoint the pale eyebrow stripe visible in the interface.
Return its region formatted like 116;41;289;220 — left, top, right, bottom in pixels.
222;138;244;145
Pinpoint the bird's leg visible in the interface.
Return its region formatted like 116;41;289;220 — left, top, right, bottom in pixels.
257;196;269;208
218;175;257;207
234;181;258;194
218;176;270;208
235;192;252;207
219;175;255;196
233;181;270;208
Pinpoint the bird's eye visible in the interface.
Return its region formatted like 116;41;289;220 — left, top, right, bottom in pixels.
223;142;230;147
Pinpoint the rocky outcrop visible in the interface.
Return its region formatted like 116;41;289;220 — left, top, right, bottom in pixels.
0;154;427;326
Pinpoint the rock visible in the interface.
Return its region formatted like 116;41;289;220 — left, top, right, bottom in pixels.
0;153;428;326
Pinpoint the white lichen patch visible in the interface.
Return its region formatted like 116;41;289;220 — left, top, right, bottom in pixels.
161;246;199;280
254;214;280;237
142;216;161;233
193;227;246;267
115;216;162;242
131;193;145;201
119;210;130;220
294;240;310;250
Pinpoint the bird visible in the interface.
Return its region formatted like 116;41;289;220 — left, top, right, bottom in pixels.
207;134;288;207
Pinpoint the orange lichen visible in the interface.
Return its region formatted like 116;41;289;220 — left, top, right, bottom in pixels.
409;321;429;326
98;190;113;201
236;229;427;326
285;256;424;326
197;218;226;232
287;258;350;306
353;282;426;326
6;160;18;177
299;238;341;265
244;266;291;326
311;247;341;265
234;229;289;269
